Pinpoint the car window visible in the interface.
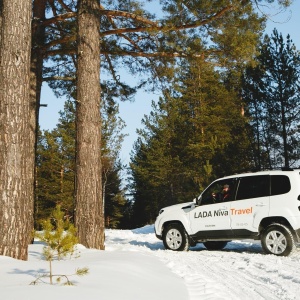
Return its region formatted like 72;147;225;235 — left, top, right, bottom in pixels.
271;175;291;195
200;178;236;205
236;175;269;200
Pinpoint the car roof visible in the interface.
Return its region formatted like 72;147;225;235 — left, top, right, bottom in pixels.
220;169;300;180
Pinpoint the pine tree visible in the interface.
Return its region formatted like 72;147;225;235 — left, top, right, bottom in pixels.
36;98;127;229
101;94;127;228
243;29;300;169
130;59;252;226
36;100;76;226
36;130;63;226
33;205;88;285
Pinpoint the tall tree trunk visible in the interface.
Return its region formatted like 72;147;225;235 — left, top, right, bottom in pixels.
75;0;104;249
0;0;34;260
31;0;47;229
280;98;289;168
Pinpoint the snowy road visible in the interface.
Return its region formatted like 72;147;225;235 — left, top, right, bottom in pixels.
106;226;300;300
1;226;300;300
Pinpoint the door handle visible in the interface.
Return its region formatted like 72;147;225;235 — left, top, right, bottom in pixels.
256;203;266;207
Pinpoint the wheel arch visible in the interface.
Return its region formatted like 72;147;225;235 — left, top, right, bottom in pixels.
162;220;185;233
259;216;296;237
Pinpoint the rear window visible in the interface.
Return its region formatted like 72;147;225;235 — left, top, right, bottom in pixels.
271;175;291;195
236;175;269;200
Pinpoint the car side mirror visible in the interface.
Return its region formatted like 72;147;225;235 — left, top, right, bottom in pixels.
193;196;201;206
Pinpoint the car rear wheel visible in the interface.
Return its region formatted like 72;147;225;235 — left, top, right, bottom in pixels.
163;223;190;251
261;223;295;256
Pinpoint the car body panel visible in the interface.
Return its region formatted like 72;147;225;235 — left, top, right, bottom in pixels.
154;170;300;246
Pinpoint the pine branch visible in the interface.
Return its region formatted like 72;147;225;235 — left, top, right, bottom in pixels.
100;49;215;59
42;5;233;36
106;50;190;58
43;35;76;51
41;9;155;28
48;0;58;17
100;10;158;26
45;47;222;59
102;5;234;36
42;4;234;58
57;0;74;13
43;12;76;26
103;51;120;82
45;48;76;57
43;76;75;81
30;268;89;286
99;4;143;52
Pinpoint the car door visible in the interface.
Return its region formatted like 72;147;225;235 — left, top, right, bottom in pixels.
230;175;270;238
188;178;237;239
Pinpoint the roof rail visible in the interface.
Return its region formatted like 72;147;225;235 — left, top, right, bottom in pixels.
233;167;295;174
281;167;294;171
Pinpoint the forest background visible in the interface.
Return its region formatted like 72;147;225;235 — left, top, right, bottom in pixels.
36;0;300;230
40;1;300;165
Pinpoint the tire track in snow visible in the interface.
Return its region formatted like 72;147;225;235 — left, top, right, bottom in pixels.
154;244;300;300
105;227;300;300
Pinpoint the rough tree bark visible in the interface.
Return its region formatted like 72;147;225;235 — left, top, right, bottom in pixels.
75;0;104;249
0;0;34;260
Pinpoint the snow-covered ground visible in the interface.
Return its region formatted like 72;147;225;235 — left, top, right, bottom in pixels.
1;225;300;300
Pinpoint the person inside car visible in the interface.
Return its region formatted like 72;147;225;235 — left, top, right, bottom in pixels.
222;184;231;201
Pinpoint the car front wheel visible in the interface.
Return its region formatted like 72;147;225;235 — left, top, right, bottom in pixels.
261;223;295;256
163;223;190;251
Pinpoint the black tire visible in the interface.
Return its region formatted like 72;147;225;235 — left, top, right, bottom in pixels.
162;223;190;251
261;223;295;256
203;241;228;251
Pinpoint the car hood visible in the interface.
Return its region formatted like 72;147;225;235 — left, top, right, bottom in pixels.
160;202;194;213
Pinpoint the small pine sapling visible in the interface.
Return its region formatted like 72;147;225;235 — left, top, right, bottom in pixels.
32;205;88;285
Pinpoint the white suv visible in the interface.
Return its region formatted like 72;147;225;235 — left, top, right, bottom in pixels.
154;169;300;256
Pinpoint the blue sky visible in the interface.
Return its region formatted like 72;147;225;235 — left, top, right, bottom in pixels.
39;1;300;165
